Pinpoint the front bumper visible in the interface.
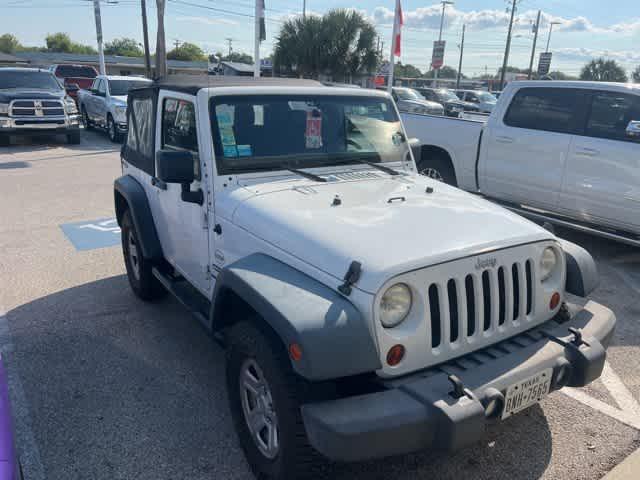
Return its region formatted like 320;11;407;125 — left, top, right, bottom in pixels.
0;115;80;135
301;301;615;462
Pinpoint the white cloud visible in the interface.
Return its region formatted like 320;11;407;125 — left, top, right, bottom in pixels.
175;15;238;27
555;47;640;64
371;5;640;35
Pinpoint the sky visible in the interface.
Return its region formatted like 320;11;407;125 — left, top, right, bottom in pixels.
2;0;640;78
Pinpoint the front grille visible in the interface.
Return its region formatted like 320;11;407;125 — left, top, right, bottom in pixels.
9;99;65;118
426;259;534;350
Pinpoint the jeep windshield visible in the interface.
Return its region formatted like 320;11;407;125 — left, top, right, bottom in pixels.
210;95;410;174
0;71;62;91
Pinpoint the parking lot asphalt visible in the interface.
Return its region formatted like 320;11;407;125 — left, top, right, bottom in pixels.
0;130;638;480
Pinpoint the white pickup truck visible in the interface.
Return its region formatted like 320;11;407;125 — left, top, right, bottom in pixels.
403;81;640;246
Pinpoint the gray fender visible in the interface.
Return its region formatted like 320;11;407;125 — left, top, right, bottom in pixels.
212;254;381;381
559;239;599;297
113;175;163;262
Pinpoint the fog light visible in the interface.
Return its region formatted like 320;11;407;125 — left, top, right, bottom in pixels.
550;292;560;310
386;344;405;366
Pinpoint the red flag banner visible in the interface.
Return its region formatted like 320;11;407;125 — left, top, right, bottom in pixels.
393;0;403;57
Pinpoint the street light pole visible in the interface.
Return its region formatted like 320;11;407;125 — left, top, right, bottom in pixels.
92;0;106;75
141;0;152;78
303;0;306;18
527;10;541;80
546;21;562;52
456;24;465;90
433;0;453;88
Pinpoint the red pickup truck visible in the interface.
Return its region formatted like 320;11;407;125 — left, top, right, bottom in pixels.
49;64;98;102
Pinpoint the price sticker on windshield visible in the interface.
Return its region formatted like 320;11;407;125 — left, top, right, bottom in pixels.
305;110;323;149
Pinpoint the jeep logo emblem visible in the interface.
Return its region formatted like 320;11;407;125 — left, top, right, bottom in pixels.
475;257;497;270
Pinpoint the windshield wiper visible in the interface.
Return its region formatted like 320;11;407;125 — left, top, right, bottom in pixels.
283;166;327;183
330;156;402;176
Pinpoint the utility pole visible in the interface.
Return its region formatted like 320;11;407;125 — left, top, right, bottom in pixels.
500;0;518;90
92;0;106;75
141;0;152;78
225;38;233;57
173;39;181;49
155;0;167;79
433;1;453;87
456;24;465;90
303;0;306;18
528;10;541;80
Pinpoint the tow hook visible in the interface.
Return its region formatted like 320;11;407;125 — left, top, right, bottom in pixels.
448;374;472;400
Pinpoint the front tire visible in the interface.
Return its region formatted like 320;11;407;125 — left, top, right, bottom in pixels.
120;210;166;301
226;322;322;480
81;106;92;130
418;152;457;186
107;115;120;143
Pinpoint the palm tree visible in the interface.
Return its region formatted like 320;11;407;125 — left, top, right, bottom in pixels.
633;65;640;84
580;58;628;83
274;9;379;81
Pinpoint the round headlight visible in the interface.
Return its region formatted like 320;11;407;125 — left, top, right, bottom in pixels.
380;283;412;328
540;247;558;282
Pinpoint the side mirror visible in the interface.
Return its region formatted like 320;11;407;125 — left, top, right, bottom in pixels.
156;150;195;184
625;121;640;139
65;83;80;93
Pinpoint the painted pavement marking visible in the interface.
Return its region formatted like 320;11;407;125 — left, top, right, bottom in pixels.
60;217;120;251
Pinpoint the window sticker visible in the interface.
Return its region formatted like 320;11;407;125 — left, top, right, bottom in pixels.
216;105;234;126
220;125;236;146
223;145;238;157
305;110;323;149
237;144;253;157
252;105;264;126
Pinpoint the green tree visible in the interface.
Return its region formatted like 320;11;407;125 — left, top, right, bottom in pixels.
215;51;254;64
394;62;422;78
45;33;96;54
423;66;464;79
632;65;640;83
548;70;577;81
580;58;628;82
167;42;206;61
104;37;143;57
0;34;20;54
274;9;379;81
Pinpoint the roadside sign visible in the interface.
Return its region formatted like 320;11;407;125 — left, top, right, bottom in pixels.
538;52;553;76
431;40;446;70
60;217;121;251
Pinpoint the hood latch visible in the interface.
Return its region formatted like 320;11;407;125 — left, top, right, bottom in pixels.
338;261;362;296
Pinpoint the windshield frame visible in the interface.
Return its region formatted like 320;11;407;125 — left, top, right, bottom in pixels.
209;93;410;176
0;70;63;91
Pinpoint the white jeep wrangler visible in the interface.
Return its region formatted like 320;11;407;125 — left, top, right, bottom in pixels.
114;76;616;480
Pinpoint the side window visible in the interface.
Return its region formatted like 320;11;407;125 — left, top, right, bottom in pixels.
161;98;200;179
504;88;579;134
97;80;106;95
585;92;639;142
125;96;155;175
91;78;99;90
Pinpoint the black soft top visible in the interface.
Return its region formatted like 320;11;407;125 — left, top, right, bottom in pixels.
134;75;323;96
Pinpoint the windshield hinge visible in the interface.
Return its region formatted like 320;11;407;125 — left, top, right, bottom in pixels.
202;211;209;230
338;261;362;296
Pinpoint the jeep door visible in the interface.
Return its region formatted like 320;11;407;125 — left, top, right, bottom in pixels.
152;92;211;293
559;90;640;233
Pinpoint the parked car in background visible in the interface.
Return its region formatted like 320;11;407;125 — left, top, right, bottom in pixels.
391;87;444;116
455;89;498;113
404;80;640;246
78;75;151;142
49;64;98;102
417;87;478;117
0;67;80;146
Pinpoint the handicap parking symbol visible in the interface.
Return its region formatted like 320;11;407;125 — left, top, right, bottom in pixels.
60;218;121;251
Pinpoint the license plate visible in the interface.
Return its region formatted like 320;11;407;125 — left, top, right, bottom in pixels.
502;368;552;419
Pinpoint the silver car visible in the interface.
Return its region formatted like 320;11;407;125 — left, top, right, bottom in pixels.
391;87;445;116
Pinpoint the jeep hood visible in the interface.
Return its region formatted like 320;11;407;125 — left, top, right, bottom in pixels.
231;175;553;293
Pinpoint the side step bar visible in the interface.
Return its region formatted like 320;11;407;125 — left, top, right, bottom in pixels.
151;267;225;344
502;204;640;248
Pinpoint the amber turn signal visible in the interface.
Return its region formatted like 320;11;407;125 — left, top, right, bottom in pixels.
550;292;561;310
386;344;405;366
289;343;303;361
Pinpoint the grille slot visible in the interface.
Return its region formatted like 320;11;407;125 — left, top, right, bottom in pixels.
426;258;534;352
9;99;64;118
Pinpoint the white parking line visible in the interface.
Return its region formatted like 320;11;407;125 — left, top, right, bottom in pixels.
562;361;640;431
0;309;45;480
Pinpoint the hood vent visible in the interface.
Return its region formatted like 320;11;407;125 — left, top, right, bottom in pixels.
327;171;382;182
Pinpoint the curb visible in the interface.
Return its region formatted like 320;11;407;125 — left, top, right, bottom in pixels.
602;447;640;480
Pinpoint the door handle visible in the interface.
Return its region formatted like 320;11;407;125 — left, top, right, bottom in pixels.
495;136;514;144
576;147;599;157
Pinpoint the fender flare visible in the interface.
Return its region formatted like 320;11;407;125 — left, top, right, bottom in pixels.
559;239;599;297
211;254;381;381
113;175;163;262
